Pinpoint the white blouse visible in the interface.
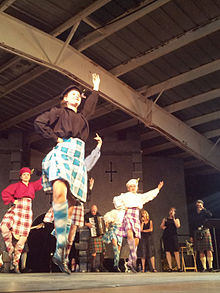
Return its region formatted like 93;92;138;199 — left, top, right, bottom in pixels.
113;188;159;210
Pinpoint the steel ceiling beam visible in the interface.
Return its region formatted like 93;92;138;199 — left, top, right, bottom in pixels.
74;0;171;51
0;0;111;99
1;12;220;170
140;88;220;140
0;67;49;100
187;110;220;127
51;0;111;37
0;0;16;12
164;88;220;113
138;59;220;97
110;17;220;77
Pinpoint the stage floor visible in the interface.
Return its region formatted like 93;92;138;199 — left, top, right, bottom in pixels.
0;271;220;293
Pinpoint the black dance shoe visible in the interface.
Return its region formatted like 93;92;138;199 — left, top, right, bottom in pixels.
113;266;121;272
127;264;137;273
99;266;108;272
52;249;71;275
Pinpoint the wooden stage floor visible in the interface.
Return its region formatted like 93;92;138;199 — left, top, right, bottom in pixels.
0;271;220;293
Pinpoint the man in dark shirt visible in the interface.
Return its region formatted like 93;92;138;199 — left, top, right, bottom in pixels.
85;205;106;272
190;200;213;272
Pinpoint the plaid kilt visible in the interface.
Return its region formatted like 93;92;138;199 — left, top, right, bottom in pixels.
43;204;84;227
0;198;32;238
42;137;87;203
103;224;123;246
89;236;105;254
118;208;141;239
194;228;213;252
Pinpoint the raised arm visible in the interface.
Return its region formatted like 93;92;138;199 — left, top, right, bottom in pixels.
32;177;43;191
81;74;100;118
84;133;102;172
140;181;164;205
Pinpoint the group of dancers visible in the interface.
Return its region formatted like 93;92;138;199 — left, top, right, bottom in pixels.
0;73;213;274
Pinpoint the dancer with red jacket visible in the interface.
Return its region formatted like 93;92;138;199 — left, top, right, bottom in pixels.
0;167;42;273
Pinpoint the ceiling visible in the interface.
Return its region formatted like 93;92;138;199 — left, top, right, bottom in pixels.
0;0;220;178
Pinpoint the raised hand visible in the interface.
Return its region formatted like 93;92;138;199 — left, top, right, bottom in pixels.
92;73;100;91
158;181;164;190
94;133;102;149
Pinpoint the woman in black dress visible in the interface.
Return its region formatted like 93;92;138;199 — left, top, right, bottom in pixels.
160;207;181;272
34;73;100;274
138;210;156;272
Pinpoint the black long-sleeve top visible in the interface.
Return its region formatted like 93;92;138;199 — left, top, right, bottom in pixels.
34;91;99;143
190;208;212;236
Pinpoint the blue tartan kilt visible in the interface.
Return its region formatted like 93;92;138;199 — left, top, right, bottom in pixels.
42;137;87;203
103;224;123;246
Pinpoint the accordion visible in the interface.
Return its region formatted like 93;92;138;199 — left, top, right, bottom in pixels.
89;216;106;237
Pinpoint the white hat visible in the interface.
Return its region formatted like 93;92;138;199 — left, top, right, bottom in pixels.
126;178;139;187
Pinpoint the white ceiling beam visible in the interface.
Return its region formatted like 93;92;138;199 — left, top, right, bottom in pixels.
111;17;220;77
146;103;220;170
0;56;19;73
0;66;48;100
0;1;111;99
139;59;220;97
140;130;159;141
142;142;174;155
0;0;16;11
142;127;220;157
141;88;220;141
54;21;80;65
74;0;171;51
0;95;60;130
187;110;220;127
164;88;220;113
204;129;220;139
141;110;220;155
0;12;152;121
83;16;106;34
51;0;111;37
1;12;220;171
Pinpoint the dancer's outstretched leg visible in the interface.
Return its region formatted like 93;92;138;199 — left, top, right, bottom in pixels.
52;180;70;274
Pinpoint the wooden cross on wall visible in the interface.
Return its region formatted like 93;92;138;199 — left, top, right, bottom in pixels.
105;161;117;182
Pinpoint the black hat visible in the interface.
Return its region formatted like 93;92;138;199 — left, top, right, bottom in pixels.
60;85;82;99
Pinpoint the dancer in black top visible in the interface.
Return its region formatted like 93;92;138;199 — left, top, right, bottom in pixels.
34;73;100;274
